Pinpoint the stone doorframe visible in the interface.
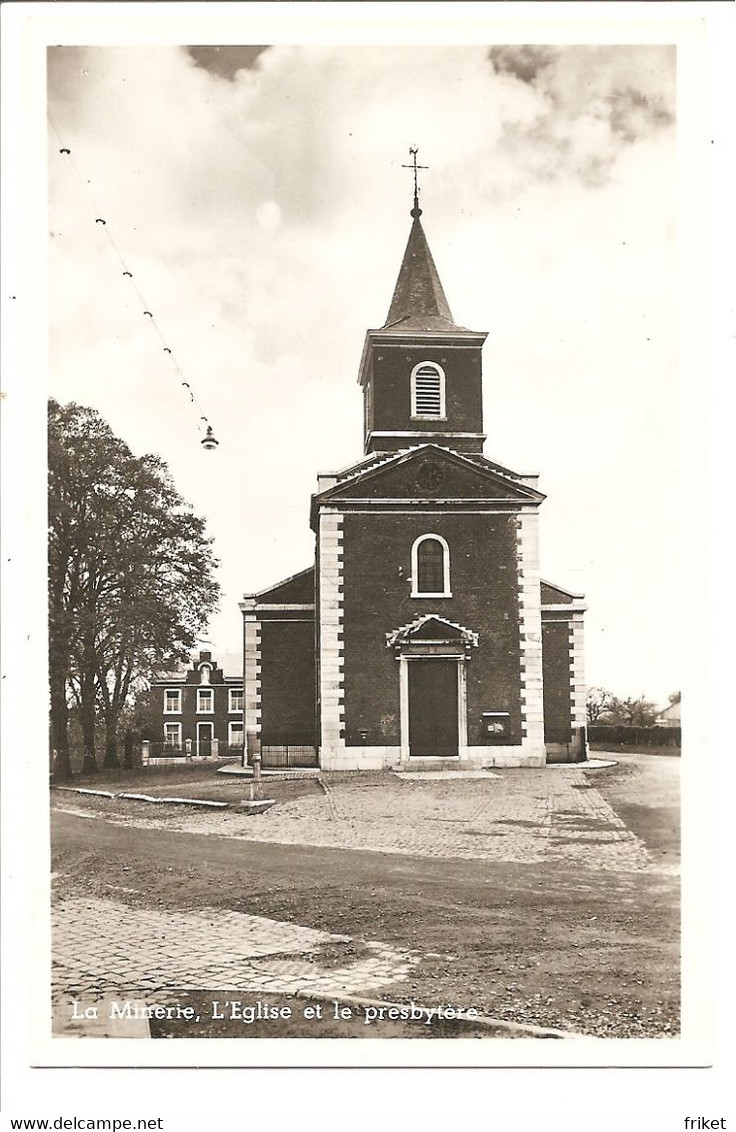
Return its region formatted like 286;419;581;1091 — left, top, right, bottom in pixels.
397;647;469;765
386;615;479;767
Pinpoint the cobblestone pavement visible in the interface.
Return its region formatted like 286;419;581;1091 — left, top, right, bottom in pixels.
53;896;421;1011
54;767;652;872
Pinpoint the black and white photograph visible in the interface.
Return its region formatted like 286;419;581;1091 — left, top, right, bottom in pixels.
2;0;732;1123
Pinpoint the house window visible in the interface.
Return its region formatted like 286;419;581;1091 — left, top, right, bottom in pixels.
411;534;451;598
228;721;244;748
164;722;182;748
164;689;181;714
199;664;211;685
229;688;244;713
197;688;214;714
411;362;445;419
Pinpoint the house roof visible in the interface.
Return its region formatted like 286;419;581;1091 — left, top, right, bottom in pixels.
657;700;681;723
381;215;473;335
153;649;242;682
540;579;585;604
251;566;315;604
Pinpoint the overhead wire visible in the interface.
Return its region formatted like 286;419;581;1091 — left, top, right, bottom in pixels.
48;113;218;447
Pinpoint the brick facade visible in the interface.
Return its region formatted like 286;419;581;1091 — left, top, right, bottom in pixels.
150;650;243;756
341;509;525;750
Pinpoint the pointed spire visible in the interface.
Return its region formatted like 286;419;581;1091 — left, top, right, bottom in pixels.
383;148;469;334
382;215;467;333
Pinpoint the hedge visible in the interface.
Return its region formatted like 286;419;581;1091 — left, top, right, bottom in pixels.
587;724;680;747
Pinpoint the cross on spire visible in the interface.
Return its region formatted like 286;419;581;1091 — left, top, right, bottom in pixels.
402;146;428;219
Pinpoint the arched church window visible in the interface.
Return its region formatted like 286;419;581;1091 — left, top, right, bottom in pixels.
411;362;445;419
411;534;451;598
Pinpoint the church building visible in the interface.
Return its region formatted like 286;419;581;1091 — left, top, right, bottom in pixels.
240;183;587;770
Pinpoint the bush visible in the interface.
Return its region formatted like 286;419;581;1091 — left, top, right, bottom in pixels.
588;724;680;748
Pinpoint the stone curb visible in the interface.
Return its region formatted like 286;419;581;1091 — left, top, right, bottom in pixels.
294;990;577;1039
52;787;229;809
119;793;228;808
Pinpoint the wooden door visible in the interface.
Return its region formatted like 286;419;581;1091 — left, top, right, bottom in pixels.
197;723;213;757
408;659;459;757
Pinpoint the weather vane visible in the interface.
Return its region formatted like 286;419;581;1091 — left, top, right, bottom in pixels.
402;146;428;218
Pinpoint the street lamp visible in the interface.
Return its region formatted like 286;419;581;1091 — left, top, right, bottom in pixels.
201;425;219;451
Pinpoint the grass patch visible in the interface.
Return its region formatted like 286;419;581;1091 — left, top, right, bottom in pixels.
55;763;323;806
52;776;320;813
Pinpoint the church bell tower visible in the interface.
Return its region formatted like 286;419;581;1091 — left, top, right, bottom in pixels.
358;153;488;456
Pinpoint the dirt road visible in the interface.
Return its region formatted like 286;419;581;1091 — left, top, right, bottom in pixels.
52;755;679;1038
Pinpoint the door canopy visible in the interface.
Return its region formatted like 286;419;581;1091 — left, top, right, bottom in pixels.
386;614;479;657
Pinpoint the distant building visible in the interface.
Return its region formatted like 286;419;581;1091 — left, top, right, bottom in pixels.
241;187;587;770
656;699;681;727
148;650;243;756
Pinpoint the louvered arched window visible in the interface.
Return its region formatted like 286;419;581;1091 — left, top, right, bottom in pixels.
411;362;445;419
411;534;451;598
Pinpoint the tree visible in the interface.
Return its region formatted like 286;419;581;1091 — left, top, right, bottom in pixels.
608;695;658;728
48;400;220;777
586;686;614;725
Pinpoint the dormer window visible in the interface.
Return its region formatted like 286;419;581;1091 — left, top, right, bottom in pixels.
411;362;445;420
411;534;452;598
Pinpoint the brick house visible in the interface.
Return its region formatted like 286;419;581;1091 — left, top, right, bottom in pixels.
149;650;243;757
241;195;586;770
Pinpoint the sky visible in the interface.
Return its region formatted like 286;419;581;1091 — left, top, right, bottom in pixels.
47;42;681;705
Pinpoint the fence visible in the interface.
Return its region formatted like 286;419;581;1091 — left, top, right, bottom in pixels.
587;724;680;748
141;739;243;763
250;745;319;769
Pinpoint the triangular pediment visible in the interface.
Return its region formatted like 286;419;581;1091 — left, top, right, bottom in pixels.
316;446;544;504
386;615;479;648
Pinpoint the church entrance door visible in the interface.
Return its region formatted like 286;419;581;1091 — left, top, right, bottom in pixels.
408;659;459;757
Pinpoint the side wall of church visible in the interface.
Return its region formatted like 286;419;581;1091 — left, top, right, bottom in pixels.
541;608;587;762
259;618;316;746
542;619;574;744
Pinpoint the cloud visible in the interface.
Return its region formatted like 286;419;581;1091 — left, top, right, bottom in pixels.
488;45;557;84
488;45;675;186
187;46;270;79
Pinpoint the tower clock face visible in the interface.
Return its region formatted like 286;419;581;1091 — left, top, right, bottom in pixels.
415;461;444;493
